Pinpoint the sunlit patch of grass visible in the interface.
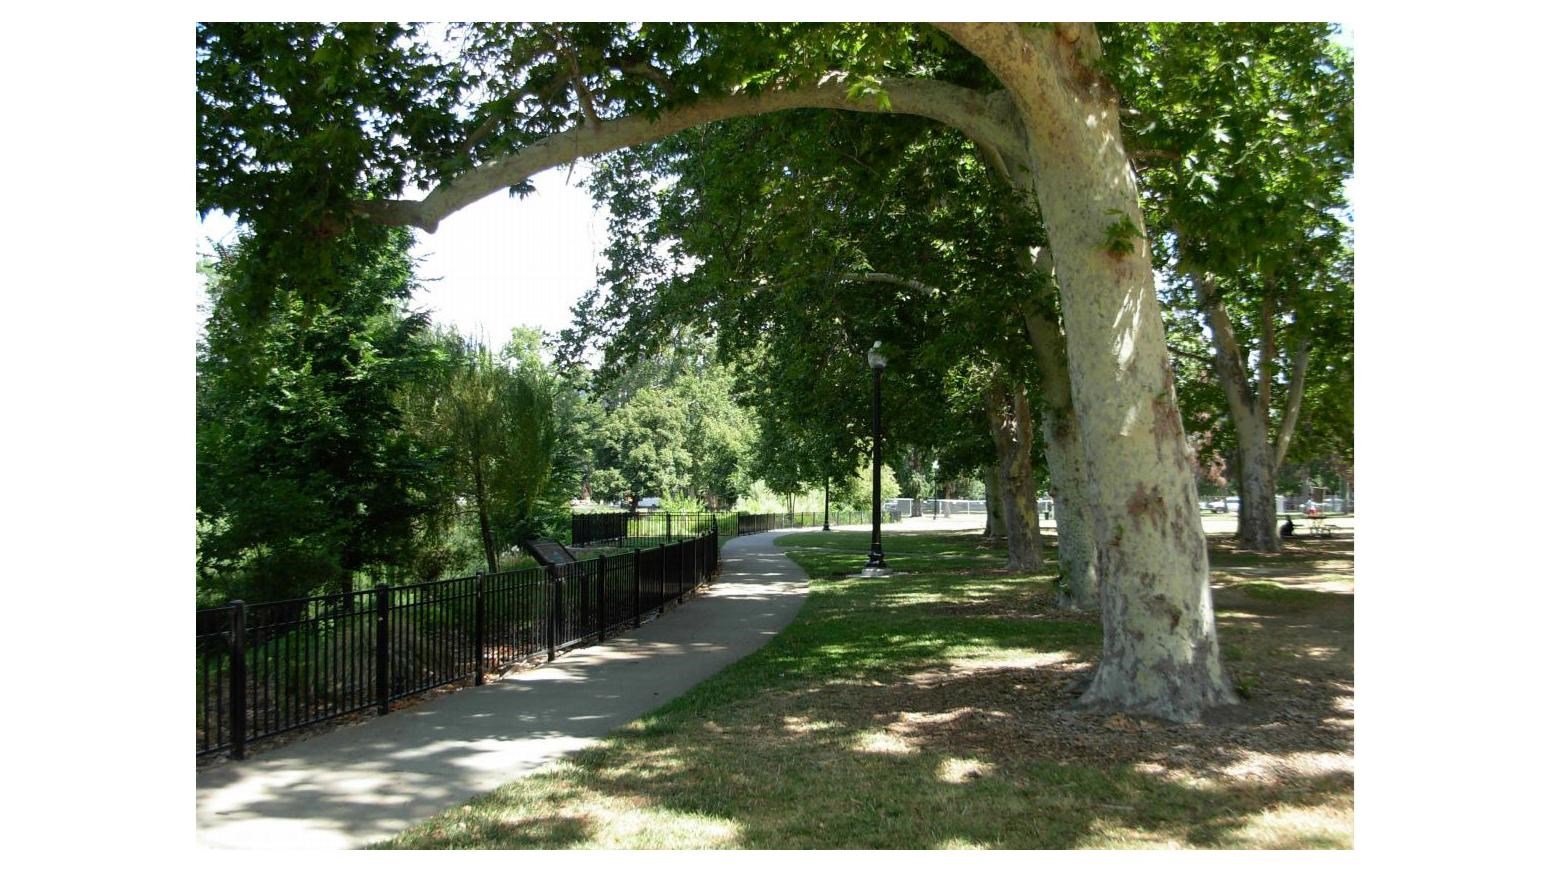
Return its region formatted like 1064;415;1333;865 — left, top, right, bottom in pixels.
937;756;997;784
1198;797;1353;849
852;728;917;755
774;528;997;555
376;757;747;849
1231;580;1342;606
380;530;1352;850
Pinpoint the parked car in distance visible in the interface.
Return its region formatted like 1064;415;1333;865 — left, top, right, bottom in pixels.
1206;497;1240;514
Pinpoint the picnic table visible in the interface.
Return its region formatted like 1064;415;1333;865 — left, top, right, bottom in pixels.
1294;513;1345;539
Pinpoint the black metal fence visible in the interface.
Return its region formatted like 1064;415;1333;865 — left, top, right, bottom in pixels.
572;509;893;547
571;511;734;548
197;530;720;760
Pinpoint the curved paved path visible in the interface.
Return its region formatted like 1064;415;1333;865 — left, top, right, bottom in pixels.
196;531;811;849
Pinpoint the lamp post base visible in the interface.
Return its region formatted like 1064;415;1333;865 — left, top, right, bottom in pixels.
863;549;888;577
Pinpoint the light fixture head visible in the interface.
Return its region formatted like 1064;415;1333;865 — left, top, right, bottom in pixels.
867;341;887;370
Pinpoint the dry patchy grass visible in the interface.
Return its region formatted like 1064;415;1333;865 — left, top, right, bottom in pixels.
379;528;1353;850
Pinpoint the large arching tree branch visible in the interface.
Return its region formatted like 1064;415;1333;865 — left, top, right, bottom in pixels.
832;271;940;296
355;76;1020;233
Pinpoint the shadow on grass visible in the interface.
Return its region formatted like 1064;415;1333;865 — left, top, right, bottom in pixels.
384;532;1353;849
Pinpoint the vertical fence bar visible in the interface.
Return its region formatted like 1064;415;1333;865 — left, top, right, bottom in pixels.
657;543;667;616
375;584;391;715
579;559;591;641
633;548;643;628
474;571;486;686
228;600;247;760
548;575;561;662
596;553;608;641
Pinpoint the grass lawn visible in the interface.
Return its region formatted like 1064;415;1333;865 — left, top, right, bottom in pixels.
377;529;1353;849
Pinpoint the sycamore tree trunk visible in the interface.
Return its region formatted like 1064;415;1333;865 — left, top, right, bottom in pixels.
987;381;1044;572
990;382;1040;572
1018;252;1100;610
1192;272;1315;552
984;464;1005;537
1236;433;1279;549
1196;271;1279;551
943;23;1234;721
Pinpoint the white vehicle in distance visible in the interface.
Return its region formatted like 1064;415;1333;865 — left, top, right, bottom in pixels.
1206;497;1240;514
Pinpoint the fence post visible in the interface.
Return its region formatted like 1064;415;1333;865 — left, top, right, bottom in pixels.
633;548;643;628
579;558;591;638
474;571;486;686
375;584;391;715
549;573;562;662
228;600;247;761
657;542;668;615
596;553;607;642
666;512;673;543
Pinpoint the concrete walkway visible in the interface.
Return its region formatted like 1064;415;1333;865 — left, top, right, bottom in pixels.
195;531;812;849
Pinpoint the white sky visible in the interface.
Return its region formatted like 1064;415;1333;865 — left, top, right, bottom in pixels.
411;166;611;349
198;164;611;354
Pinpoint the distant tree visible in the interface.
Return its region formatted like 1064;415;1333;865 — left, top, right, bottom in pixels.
589;342;756;509
196;227;438;602
401;325;571;573
1110;22;1354;551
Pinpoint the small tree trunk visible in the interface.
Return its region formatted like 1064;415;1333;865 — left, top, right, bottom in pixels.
473;462;498;574
1018;257;1099;609
1235;424;1279;551
1043;407;1099;609
1194;271;1280;552
984;464;1005;537
987;381;1044;572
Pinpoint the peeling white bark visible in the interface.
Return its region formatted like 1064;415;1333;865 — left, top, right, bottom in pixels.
1019;249;1099;611
942;22;1234;721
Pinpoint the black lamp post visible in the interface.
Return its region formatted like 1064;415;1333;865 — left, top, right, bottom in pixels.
865;341;888;573
823;477;831;531
932;459;940;520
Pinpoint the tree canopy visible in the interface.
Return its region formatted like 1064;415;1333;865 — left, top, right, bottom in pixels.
196;21;1356;721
